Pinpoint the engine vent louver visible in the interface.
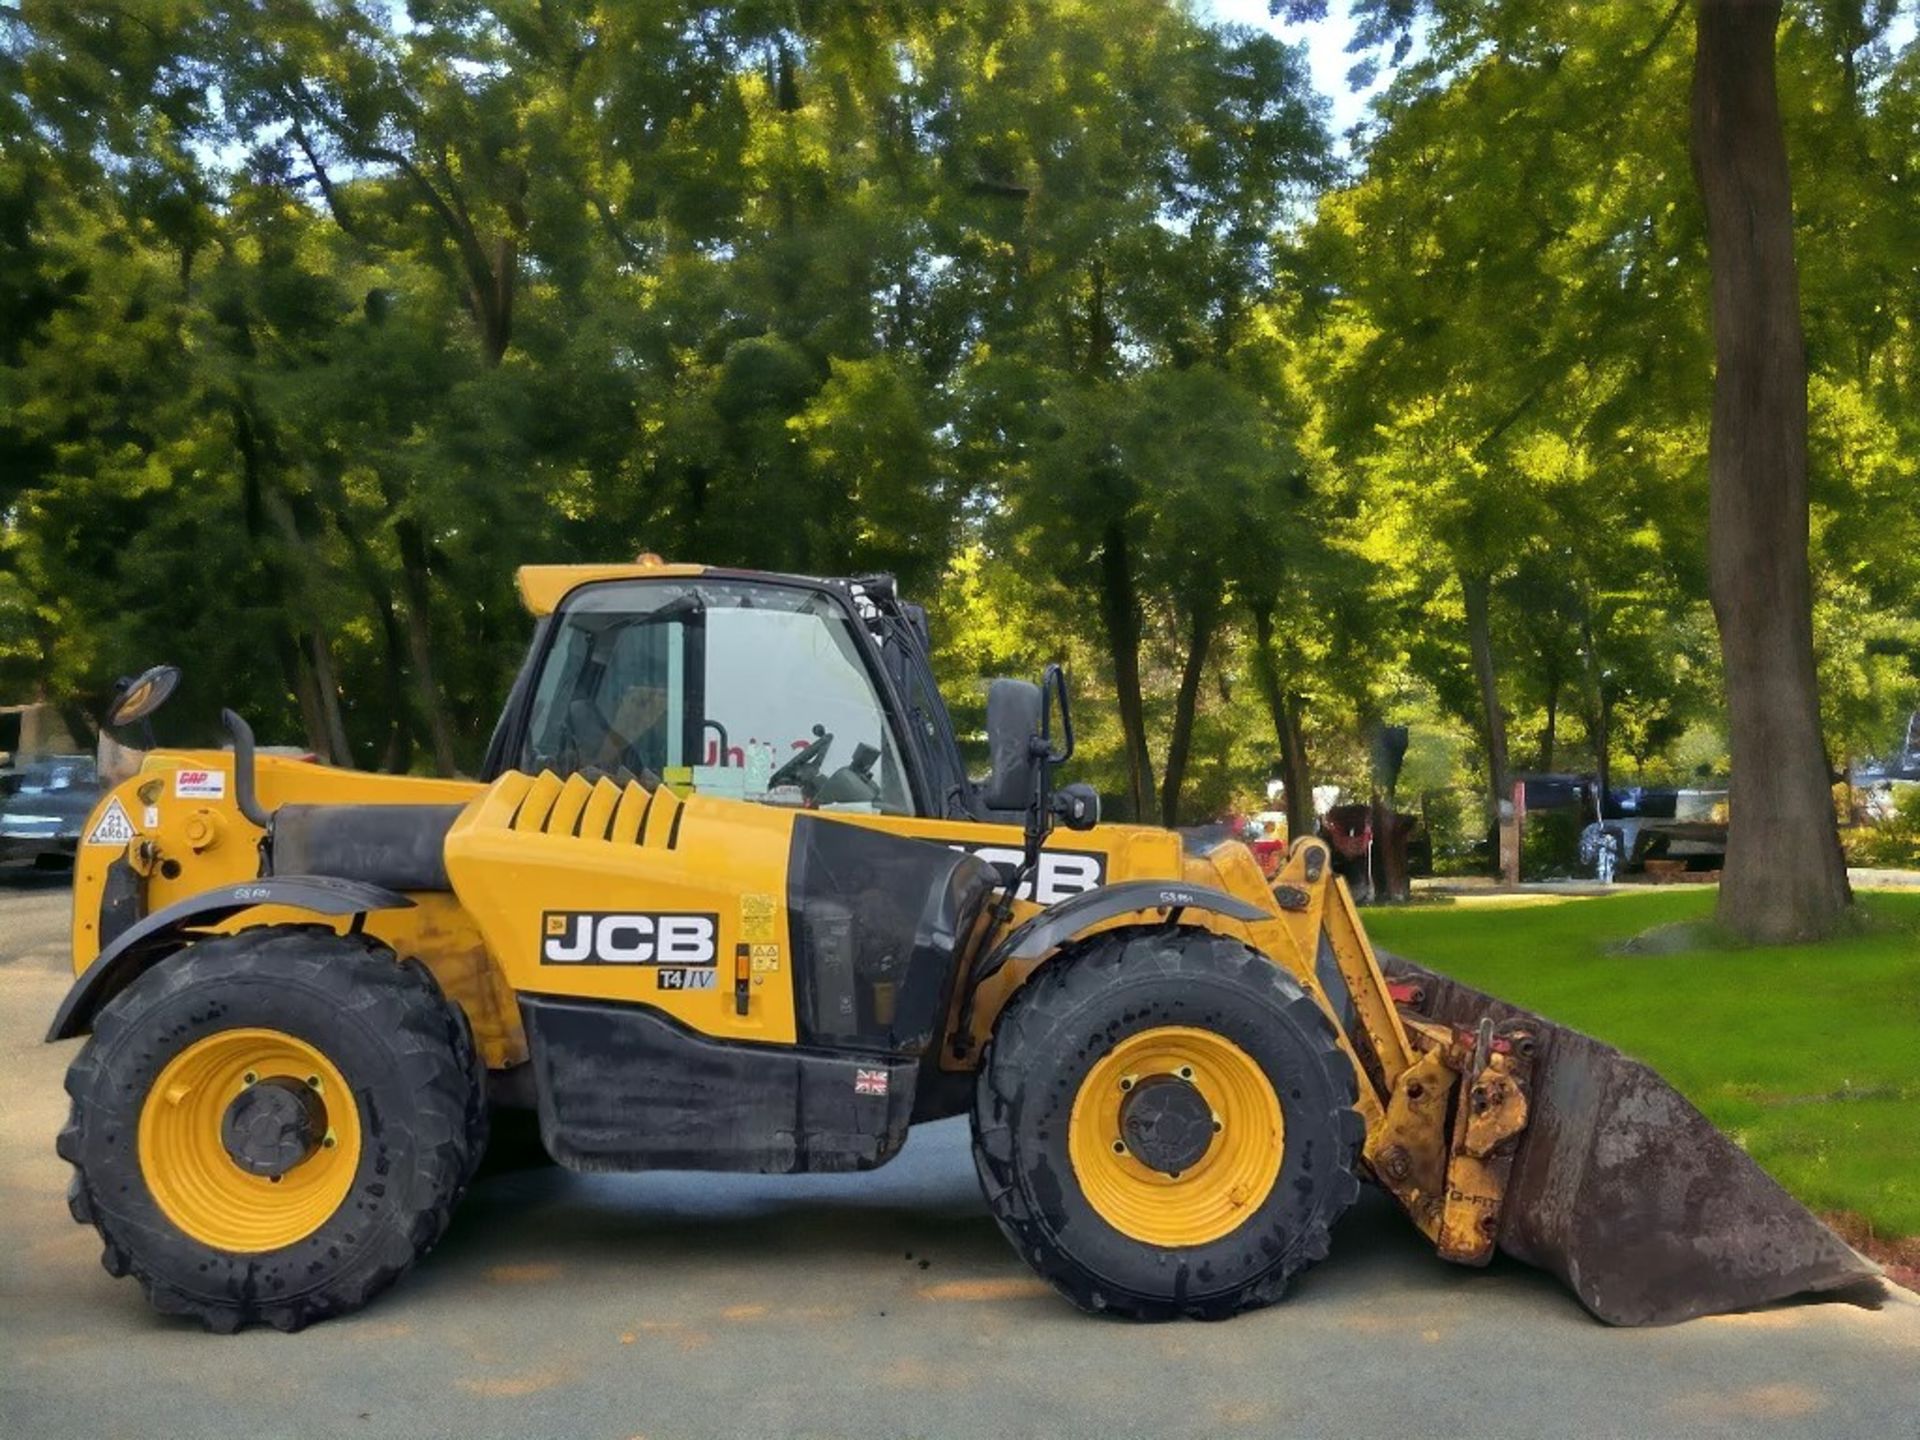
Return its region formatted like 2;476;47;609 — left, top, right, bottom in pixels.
501;771;683;848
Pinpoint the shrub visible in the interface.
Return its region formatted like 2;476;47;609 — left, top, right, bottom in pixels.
1850;785;1920;868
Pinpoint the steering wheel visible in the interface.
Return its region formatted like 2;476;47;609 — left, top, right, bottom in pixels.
769;725;833;794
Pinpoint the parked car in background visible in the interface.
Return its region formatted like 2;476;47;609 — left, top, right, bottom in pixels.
0;753;101;870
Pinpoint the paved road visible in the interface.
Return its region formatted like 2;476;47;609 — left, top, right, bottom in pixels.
4;880;1918;1439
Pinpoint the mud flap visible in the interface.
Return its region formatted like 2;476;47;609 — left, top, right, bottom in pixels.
1383;955;1880;1325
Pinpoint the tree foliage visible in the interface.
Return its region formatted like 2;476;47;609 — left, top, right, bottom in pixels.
1;0;1916;840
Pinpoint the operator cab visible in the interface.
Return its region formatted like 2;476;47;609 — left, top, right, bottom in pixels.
486;566;975;820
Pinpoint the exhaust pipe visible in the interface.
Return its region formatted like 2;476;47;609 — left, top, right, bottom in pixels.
221;708;271;829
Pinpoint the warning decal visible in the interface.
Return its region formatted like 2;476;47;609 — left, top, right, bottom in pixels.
85;798;137;847
740;892;778;942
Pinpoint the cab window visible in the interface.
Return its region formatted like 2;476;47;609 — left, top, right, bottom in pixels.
520;580;914;815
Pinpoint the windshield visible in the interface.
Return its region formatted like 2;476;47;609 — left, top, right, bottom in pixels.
520;579;914;816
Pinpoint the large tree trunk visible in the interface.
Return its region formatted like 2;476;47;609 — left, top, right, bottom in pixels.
1251;602;1314;841
1691;0;1851;941
1462;570;1510;834
1097;520;1154;821
1159;586;1219;826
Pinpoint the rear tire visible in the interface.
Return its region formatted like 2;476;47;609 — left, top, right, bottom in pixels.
972;927;1363;1321
57;925;486;1332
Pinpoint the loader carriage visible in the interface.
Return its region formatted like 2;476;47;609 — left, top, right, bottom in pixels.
50;561;1874;1332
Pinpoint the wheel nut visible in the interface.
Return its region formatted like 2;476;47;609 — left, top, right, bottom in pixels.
1111;1140;1127;1155
1212;1119;1224;1133
1177;1066;1193;1080
1119;1076;1134;1092
242;1071;258;1086
305;1074;321;1090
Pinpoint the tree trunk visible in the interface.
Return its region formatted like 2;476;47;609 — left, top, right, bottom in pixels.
1578;606;1612;798
1538;674;1558;772
1591;688;1612;799
1159;586;1219;827
278;631;333;761
1097;520;1154;820
242;412;356;769
1251;602;1314;841
394;517;462;775
1371;797;1413;903
311;470;414;772
1691;0;1851;940
303;632;353;766
1462;570;1510;832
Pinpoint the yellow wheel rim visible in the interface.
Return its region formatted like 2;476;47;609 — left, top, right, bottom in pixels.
137;1028;361;1252
1067;1025;1283;1248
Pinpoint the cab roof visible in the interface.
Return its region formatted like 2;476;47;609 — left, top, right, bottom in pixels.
515;560;707;616
515;559;908;618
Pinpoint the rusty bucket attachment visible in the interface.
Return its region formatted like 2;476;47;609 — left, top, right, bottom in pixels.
1383;956;1880;1326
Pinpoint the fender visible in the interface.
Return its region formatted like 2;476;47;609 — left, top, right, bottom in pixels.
46;875;414;1043
969;879;1270;992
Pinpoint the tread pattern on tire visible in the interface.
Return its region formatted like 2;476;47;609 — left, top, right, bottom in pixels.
971;925;1364;1321
57;924;487;1332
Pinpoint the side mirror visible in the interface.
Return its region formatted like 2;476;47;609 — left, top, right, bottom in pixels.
105;664;181;728
983;678;1044;810
1051;782;1100;831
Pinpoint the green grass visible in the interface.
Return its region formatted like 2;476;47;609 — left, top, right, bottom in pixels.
1363;889;1920;1238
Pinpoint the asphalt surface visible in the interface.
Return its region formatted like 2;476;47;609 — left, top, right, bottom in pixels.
4;878;1918;1440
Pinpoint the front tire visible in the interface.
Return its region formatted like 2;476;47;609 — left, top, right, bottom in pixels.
57;925;486;1332
972;927;1363;1321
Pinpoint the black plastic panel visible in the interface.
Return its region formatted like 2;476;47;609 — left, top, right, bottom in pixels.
785;817;998;1056
519;994;917;1174
270;804;464;891
98;854;143;950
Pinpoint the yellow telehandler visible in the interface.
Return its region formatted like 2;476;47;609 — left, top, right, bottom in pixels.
48;559;1873;1331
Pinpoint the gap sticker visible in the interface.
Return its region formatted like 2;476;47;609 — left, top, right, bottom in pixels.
84;798;136;847
655;968;718;991
174;768;226;800
854;1068;890;1097
540;911;719;966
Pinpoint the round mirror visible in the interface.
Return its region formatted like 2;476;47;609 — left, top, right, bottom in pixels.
106;664;181;728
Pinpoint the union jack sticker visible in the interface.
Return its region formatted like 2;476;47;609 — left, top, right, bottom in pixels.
854;1069;889;1096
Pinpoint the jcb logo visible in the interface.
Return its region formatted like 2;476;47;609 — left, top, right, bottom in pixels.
541;911;718;966
948;846;1105;905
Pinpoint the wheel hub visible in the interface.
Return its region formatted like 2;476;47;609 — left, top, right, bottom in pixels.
220;1077;327;1178
1119;1074;1216;1176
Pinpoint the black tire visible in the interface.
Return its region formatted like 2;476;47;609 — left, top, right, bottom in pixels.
972;927;1363;1321
57;925;487;1332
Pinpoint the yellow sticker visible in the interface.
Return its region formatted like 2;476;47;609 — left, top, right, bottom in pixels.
750;943;781;973
741;893;777;942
